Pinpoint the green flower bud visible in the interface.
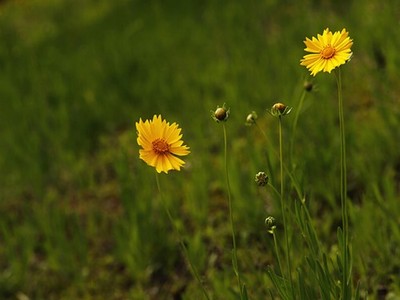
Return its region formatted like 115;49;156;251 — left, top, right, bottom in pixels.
211;104;230;122
265;216;276;234
255;171;268;186
268;102;292;117
245;111;258;126
303;81;314;92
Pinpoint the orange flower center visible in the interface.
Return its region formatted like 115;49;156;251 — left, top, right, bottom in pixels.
152;138;169;154
321;45;336;59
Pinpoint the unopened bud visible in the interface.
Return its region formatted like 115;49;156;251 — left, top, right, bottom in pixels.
269;102;292;117
211;104;230;122
303;81;314;92
255;171;268;186
245;111;258;126
265;216;276;234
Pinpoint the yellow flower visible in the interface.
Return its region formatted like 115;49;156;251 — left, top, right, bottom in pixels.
300;28;353;76
136;115;190;173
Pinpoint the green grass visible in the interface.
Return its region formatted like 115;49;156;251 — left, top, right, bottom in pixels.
1;0;400;299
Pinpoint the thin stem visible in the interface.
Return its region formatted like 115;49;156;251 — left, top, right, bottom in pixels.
278;116;295;299
155;173;210;300
255;120;272;146
257;120;302;198
255;120;275;182
222;123;244;298
267;182;281;199
335;68;349;299
267;182;284;277
271;230;284;277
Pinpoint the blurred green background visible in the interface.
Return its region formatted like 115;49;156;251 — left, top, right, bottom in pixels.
1;0;399;299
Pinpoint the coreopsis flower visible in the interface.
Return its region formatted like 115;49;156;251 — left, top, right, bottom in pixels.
300;28;353;76
136;115;190;173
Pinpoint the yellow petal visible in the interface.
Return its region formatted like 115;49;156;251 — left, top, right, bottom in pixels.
137;119;155;144
166;153;185;170
170;145;190;156
304;38;322;52
165;124;182;144
160;154;173;173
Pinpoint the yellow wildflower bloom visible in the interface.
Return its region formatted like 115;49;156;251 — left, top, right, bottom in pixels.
300;28;353;76
136;115;190;173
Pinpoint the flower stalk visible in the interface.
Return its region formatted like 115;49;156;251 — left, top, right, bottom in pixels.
213;104;246;298
278;115;295;300
335;68;350;299
222;123;246;299
266;217;284;277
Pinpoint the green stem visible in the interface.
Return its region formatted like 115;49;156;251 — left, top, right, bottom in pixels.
278;117;295;299
255;120;275;182
267;182;281;199
335;68;349;299
155;173;210;300
266;180;286;275
272;230;284;277
222;123;244;298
